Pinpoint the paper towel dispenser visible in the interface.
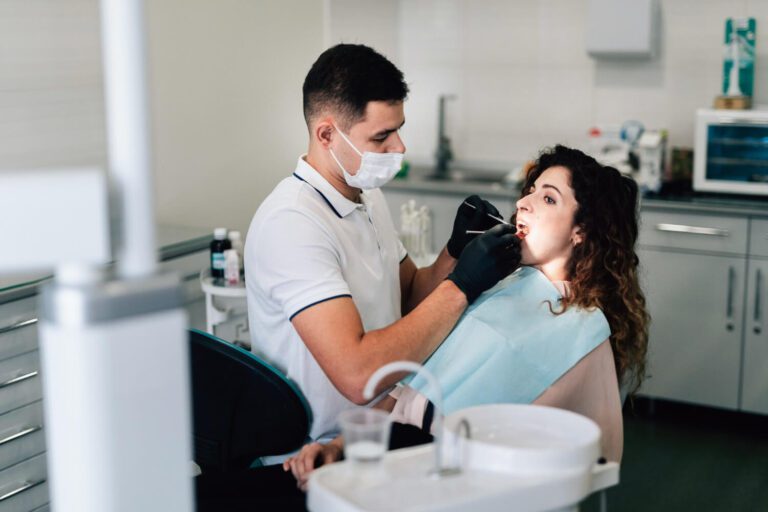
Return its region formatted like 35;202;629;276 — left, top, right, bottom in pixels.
585;0;659;59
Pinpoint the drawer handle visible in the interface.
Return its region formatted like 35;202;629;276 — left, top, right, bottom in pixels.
0;318;38;335
755;269;763;335
0;479;45;502
0;371;38;389
726;266;735;331
0;425;42;446
182;271;201;282
655;223;730;237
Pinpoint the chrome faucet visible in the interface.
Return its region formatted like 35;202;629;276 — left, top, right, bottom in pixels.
434;95;456;177
363;361;448;476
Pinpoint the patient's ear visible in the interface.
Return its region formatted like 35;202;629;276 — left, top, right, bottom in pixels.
571;225;585;246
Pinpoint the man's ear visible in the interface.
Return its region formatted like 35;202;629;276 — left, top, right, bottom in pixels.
314;117;334;149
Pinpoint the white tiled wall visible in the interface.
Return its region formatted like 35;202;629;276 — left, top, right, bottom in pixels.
328;0;768;169
1;0;324;236
0;0;106;170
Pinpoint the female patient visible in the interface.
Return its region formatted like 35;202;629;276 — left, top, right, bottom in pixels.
285;145;649;487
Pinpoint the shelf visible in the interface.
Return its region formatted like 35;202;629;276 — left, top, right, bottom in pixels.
199;269;246;298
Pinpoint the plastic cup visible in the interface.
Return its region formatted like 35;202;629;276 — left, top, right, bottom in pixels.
338;408;392;464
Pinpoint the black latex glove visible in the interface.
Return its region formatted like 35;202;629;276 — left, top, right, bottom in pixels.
447;224;521;304
446;195;505;258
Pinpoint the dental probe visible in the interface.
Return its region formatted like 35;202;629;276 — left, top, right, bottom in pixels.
462;200;511;226
466;228;526;239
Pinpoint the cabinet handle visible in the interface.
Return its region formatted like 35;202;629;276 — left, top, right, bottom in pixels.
655;223;730;237
726;266;735;331
0;318;38;335
755;269;763;335
0;425;42;446
0;479;45;502
714;117;768;125
0;371;38;389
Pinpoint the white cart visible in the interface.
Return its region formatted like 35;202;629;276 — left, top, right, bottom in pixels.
199;269;249;347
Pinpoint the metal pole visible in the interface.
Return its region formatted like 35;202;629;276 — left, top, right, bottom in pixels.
100;0;157;279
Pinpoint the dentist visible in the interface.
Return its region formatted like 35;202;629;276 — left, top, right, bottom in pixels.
244;44;520;454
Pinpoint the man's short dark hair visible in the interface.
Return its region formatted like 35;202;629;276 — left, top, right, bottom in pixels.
302;44;409;129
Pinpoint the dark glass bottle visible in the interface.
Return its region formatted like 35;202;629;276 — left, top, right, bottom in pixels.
210;228;231;280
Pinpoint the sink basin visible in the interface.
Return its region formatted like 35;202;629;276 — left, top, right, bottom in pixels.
443;404;601;475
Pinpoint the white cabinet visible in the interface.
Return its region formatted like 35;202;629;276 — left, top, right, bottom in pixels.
741;218;768;414
638;248;746;408
0;239;209;510
382;188;515;256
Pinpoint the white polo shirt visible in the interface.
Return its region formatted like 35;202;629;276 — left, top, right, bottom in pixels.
245;156;406;445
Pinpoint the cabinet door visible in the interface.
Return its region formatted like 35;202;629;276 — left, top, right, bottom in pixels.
383;190;515;257
383;190;462;255
741;258;768;414
638;248;745;409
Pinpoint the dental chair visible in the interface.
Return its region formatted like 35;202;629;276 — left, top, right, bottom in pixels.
188;329;312;473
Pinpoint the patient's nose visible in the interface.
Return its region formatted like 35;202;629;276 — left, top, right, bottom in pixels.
516;195;531;212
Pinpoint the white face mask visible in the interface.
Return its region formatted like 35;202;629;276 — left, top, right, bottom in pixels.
329;124;404;190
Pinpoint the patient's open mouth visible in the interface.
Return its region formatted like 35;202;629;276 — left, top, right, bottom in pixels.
516;222;529;239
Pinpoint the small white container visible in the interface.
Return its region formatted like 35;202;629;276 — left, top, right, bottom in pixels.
228;230;244;273
223;249;240;286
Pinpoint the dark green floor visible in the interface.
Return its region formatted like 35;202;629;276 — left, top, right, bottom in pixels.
582;399;768;511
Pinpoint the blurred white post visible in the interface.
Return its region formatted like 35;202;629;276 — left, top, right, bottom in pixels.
36;1;194;511
101;0;157;279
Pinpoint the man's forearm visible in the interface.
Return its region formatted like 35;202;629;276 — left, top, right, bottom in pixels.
353;279;467;401
403;246;457;312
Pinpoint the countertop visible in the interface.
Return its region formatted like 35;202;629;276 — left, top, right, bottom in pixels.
0;225;212;303
640;194;768;218
384;175;519;200
384;165;519;200
384;169;768;218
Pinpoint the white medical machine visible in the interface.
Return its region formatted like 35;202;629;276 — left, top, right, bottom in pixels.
308;362;619;512
0;1;193;510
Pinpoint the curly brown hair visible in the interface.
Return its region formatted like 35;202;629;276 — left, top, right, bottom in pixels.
517;145;649;393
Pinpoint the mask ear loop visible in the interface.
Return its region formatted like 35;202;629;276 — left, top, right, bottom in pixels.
328;123;361;176
332;123;363;157
328;147;349;175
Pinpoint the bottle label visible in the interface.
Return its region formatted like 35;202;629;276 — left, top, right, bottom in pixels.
212;253;226;270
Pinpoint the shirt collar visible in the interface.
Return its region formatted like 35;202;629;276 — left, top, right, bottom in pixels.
293;156;361;218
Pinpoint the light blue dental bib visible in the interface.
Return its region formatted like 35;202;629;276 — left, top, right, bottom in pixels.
409;266;611;415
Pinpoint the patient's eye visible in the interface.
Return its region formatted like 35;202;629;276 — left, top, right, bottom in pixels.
544;195;556;205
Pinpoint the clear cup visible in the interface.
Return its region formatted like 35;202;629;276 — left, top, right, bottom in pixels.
338;408;392;464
